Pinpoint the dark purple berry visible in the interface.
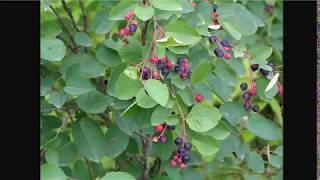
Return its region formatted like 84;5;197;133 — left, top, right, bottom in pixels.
260;68;270;77
159;136;167;144
252;105;259;112
212;4;218;12
182;155;191;163
220;40;230;48
157;60;166;71
175;137;183;146
128;24;137;33
267;62;273;68
178;147;187;154
240;83;248;91
174;65;182;73
209;35;217;44
244;102;252;111
167;125;175;130
184;143;192;151
214;47;224;58
242;92;250;101
177;57;184;65
180;72;189;80
251;64;259;71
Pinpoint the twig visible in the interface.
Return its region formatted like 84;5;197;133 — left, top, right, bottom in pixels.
79;0;88;53
56;36;77;53
61;0;79;32
50;5;78;52
141;20;150;46
140;130;152;180
85;158;95;180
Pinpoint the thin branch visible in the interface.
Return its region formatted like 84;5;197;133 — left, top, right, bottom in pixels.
85;158;95;180
61;0;80;32
141;20;150;46
50;5;78;52
140;130;152;180
79;0;88;53
56;36;77;53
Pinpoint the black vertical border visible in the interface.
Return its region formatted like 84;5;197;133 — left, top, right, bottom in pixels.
284;2;317;179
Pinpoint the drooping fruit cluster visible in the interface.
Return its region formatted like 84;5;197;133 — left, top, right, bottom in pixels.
173;57;191;80
240;82;259;112
152;123;175;144
119;11;138;37
170;137;192;169
209;36;232;60
140;55;174;80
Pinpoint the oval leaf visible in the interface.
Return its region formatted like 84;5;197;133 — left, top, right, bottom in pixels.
134;4;154;21
76;90;109;113
144;79;169;107
41;38;66;61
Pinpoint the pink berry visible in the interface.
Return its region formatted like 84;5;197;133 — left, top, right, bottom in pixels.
195;93;204;103
213;12;219;18
173;155;179;160
192;2;197;7
124;27;130;35
224;53;231;59
155;124;164;133
277;82;283;96
170;159;177;167
119;29;126;37
224;47;231;51
177;158;182;164
166;61;174;70
152;136;159;143
180;163;187;169
125;11;134;21
249;83;257;97
152;71;160;79
150;56;159;64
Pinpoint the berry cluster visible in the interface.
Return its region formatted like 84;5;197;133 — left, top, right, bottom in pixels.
140;56;174;80
173;57;191;80
170;137;192;169
119;11;137;37
240;82;259;112
209;36;232;60
152;123;175;144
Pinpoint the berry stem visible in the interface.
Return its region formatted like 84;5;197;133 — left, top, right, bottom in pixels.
158;124;167;137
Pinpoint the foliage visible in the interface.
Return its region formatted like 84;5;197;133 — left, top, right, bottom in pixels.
40;0;283;179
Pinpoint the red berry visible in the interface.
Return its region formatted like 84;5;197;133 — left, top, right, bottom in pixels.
224;53;231;59
124;27;130;35
155;124;164;133
180;163;187;169
213;12;219;18
166;61;174;70
173;155;179;160
152;71;160;79
249;83;257;97
192;2;197;7
177;157;183;164
125;11;134;21
195;93;204;103
277;82;283;96
150;56;159;64
163;56;169;63
152;136;159;143
170;159;177;167
119;29;126;37
224;47;231;51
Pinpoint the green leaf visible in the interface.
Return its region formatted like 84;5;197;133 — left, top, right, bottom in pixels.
178;88;195;106
64;76;95;96
96;43;121;67
150;133;174;160
222;21;242;40
101;172;135;180
73;160;91;180
107;63;127;97
269;154;282;168
75;32;92;47
186;104;222;132
41;164;67;180
92;8;116;34
191;60;211;84
168;45;189;54
117;37;143;64
41;38;66;61
214;61;237;87
58;142;78;166
72;118;108;163
256;77;278;101
151;106;170;126
165;20;201;46
246;151;264;173
192;134;220;156
208;74;233;102
41;76;54;96
115;66;141;100
76;90;109;113
105;125;130;158
164;115;179;126
150;0;182;11
219;102;248;125
45;149;59;166
136;89;157;108
134;4;154;21
41;20;62;37
48;90;68;108
171;75;191;89
203;120;231;140
250;46;273;63
247;113;282;140
108;0;137;20
144;79;169;107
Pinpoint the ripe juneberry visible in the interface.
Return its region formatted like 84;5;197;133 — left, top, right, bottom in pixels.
244;102;252;111
252;105;259;112
128;24;137;33
209;35;217;44
184;143;192;151
166;61;174;70
195;93;204;103
220;40;230;48
240;83;248;91
175;137;183;146
162;68;170;77
157;60;166;71
159;136;167;144
155;124;164;133
182;155;191;163
214;47;224;58
150;56;159;64
242;92;250;101
260;68;270;77
174;65;182;73
177;57;184;65
251;64;259;71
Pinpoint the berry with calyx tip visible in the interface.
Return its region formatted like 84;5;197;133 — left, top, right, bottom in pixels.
170;159;177;167
244;102;252;111
152;136;159;143
119;29;127;37
175;137;183;146
162;56;169;62
249;83;257;97
177;57;184;65
251;64;259;71
240;83;248;91
174;65;182;73
220;40;230;48
180;163;187;169
125;11;134;20
157;60;166;71
214;47;224;58
209;35;217;44
180;72;189;80
140;67;149;73
128;24;137;33
260;68;270;77
277;82;283;96
184;143;192;151
162;68;170;77
159;136;167;144
224;53;231;59
182;155;191;163
243;92;250;101
166;61;174;70
195;93;204;103
124;27;130;34
252;105;259;112
167;125;175;130
152;71;160;79
155;124;164;133
150;56;159;64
